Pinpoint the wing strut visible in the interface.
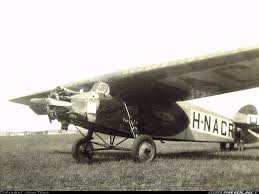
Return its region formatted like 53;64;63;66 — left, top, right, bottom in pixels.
123;102;139;138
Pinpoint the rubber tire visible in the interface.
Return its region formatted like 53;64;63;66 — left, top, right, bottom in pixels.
72;137;94;162
220;142;226;151
131;135;156;162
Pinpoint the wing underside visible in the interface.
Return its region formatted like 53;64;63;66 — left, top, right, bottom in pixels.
10;46;259;107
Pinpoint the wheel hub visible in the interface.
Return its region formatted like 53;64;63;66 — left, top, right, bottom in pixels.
139;142;153;161
78;142;93;159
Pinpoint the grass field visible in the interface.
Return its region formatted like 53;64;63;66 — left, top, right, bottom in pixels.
0;134;259;191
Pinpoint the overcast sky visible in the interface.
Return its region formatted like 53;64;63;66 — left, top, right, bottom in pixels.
1;0;259;131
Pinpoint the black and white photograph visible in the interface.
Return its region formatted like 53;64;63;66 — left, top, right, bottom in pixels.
0;0;259;191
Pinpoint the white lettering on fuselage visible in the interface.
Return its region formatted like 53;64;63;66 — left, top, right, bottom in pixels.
190;109;234;138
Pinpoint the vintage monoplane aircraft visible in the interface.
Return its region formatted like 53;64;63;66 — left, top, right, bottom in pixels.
10;46;259;162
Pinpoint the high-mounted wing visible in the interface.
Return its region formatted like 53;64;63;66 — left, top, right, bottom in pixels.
10;46;259;108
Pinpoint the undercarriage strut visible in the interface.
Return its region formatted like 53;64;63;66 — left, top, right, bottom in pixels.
123;102;139;138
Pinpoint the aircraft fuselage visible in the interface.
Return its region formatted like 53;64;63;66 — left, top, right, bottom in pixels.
163;101;235;143
46;83;237;143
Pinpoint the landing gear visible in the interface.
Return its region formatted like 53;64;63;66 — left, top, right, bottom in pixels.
71;102;157;163
131;135;156;162
71;126;157;163
71;125;132;163
72;128;94;162
72;137;94;162
124;102;156;162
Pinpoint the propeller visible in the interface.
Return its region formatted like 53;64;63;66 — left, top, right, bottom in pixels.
30;98;49;115
30;98;54;123
30;97;71;123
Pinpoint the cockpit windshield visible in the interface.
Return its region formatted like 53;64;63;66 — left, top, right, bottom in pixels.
90;82;110;96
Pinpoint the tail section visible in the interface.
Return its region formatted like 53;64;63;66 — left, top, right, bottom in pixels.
233;104;257;124
233;104;259;143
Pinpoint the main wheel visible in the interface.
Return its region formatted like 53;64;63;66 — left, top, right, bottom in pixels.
131;135;156;162
72;137;94;162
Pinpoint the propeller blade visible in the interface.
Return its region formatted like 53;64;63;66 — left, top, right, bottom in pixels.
29;98;49;115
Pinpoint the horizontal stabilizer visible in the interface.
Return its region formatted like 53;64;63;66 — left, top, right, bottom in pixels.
248;129;259;140
233;104;258;125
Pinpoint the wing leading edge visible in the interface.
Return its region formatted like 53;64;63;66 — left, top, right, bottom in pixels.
10;46;259;107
